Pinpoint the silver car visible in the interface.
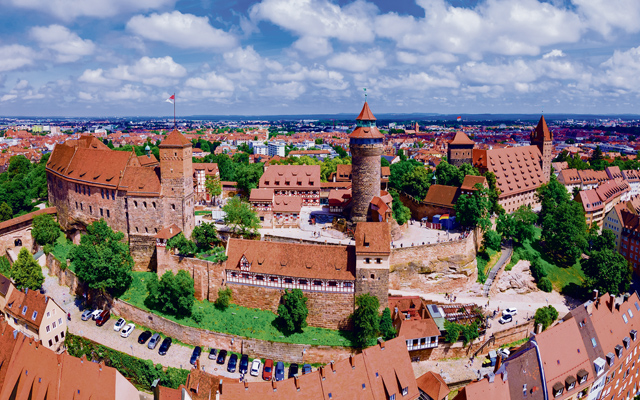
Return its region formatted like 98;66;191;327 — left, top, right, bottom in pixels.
147;333;161;350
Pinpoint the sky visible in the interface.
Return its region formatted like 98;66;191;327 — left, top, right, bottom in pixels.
1;0;640;117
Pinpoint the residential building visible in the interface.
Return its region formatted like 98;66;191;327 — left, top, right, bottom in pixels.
416;371;450;400
603;202;628;250
577;179;630;228
622;169;640;197
389;296;440;352
268;141;286;157
249;188;302;228
193;163;219;203
3;285;67;351
257;164;321;206
0;320;139;399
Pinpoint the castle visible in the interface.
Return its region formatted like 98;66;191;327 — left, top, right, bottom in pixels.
447;116;553;213
46;130;195;271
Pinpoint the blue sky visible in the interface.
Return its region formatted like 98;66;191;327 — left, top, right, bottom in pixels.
1;0;640;117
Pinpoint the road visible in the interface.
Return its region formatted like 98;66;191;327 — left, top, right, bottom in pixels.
482;245;513;297
42;267;300;384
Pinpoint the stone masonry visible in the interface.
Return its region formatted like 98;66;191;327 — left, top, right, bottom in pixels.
350;144;383;222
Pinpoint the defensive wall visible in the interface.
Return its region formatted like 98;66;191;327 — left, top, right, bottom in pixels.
0;207;57;259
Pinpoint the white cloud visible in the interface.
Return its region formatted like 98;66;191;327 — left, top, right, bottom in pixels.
327;50;386;73
80;57;186;87
78;69;119;86
3;0;175;21
0;94;17;102
250;0;376;43
543;49;565;59
77;91;94;100
597;46;640;92
375;71;460;90
292;36;333;58
126;11;237;50
185;72;234;92
104;84;145;101
0;45;36;72
376;0;583;57
259;81;306;99
224;46;265;72
574;0;640;36
268;64;348;90
396;51;458;65
30;25;95;63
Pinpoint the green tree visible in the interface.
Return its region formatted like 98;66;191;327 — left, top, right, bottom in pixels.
483;171;503;215
443;320;463;343
69;220;133;298
401;166;432;200
537;277;553;292
588;228;616;253
582;248;631;296
166;233;197;256
353;294;380;347
459;163;480;178
391;191;411;225
379;307;396;340
11;248;44;290
496;206;537;244
234;163;264;193
315;138;323;145
223;197;260;236
389;159;422;191
146;270;195;317
461;321;480;346
214;287;232;310
435;160;463;186
333;145;348;158
483;230;502;252
31;214;61;246
590;146;608;170
0;202;12;222
7;155;31;177
277;289;309;333
233;152;250;164
541;201;587;266
537;176;571;224
381;157;390;167
190;223;219;252
534;305;559;331
455;185;491;231
204;175;222;202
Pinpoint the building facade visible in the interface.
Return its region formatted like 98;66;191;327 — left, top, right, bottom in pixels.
447;132;475;167
46;131;195;271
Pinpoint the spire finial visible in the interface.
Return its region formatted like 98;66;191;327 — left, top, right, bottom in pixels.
363;87;367;102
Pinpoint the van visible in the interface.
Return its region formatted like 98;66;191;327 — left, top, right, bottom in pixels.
96;310;110;327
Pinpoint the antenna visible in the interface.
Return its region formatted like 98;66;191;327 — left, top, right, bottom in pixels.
363;88;367;102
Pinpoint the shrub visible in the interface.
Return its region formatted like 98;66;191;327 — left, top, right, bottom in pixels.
534;305;559;331
277;289;309;333
192;310;204;324
529;257;547;281
146;270;195;318
379;307;396;340
537;277;553;292
444;320;463;343
215;287;232;310
483;230;502;252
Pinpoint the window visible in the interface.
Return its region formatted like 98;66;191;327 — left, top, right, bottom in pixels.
172;204;176;210
46;325;50;333
134;201;138;208
370;274;375;279
365;258;371;264
313;280;322;286
402;387;408;396
58;318;62;325
100;208;103;216
46;312;50;318
60;331;64;338
31;311;37;321
48;339;52;347
89;206;92;214
390;395;396;400
328;281;337;287
52;321;57;329
284;278;293;284
299;279;308;285
152;202;156;208
344;282;353;288
143;202;147;208
54;335;59;343
22;306;27;315
106;210;110;218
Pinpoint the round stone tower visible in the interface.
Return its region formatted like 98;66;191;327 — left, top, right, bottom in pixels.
349;102;384;222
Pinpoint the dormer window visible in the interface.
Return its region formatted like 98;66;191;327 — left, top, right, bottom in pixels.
22;306;27;315
606;352;615;366
623;337;630;349
31;311;37;321
615;344;624;358
552;383;564;398
577;370;588;384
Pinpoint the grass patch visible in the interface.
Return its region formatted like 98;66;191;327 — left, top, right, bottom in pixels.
0;256;10;277
51;233;76;271
121;272;356;347
508;228;585;292
476;248;499;284
195;210;211;216
500;338;529;349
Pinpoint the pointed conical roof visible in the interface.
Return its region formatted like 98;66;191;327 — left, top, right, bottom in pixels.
159;129;191;147
448;131;475;145
532;116;552;141
356;102;376;121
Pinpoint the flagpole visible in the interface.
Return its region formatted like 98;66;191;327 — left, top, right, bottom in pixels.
173;93;176;129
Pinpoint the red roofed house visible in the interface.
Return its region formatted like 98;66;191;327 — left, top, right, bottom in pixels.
193;163;219;203
389;296;441;353
258;164;321;206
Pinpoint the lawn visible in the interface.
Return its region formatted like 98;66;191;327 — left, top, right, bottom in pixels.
120;272;356;347
50;233;77;271
195;210;211;216
507;227;585;293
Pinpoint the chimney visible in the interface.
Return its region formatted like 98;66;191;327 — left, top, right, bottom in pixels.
494;355;502;373
593;290;599;302
536;323;543;334
378;338;386;350
330;360;335;372
244;381;249;391
608;294;616;311
349;354;355;369
272;380;277;392
196;358;201;371
294;376;300;391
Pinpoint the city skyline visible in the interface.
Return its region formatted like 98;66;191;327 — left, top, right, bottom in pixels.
1;0;640;117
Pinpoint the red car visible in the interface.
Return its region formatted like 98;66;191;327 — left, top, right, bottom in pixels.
262;359;273;381
96;310;110;327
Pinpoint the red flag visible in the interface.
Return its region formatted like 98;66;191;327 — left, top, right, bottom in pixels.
166;94;175;104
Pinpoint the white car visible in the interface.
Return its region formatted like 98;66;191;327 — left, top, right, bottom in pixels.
120;323;135;338
498;348;511;358
250;359;262;377
502;308;518;317
499;314;513;324
113;318;126;332
91;309;103;320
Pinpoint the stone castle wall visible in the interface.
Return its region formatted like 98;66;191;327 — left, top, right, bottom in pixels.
389;231;478;293
355;266;389;311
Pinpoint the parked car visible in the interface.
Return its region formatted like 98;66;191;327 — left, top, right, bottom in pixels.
81;309;94;321
499;314;513;324
498;348;511;358
147;333;161;350
250;359;262;377
208;348;217;360
275;362;285;382
95;310;110;326
216;349;228;365
90;309;103;320
239;354;249;374
190;346;202;365
288;363;299;379
502;308;518;317
263;359;273;381
113;318;126;332
302;364;312;375
227;354;238;373
138;330;152;344
159;337;172;356
120;323;135;338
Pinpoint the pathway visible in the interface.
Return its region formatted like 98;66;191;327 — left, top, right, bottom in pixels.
482;244;513;297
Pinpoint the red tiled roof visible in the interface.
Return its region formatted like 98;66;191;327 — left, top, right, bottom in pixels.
193;163;219;176
5;288;47;328
138;154;159;167
226;239;355;281
160;129;192;147
416;371;450;400
477;146;545;198
531;115;553;141
249;188;274;202
119;166;161;196
156;224;182;240
356;101;376;121
349;126;385;139
272;196;302;213
259;165;320;191
449;131;475;145
460;175;487;191
0;207;56;232
355;222;391;256
423;185;459;207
